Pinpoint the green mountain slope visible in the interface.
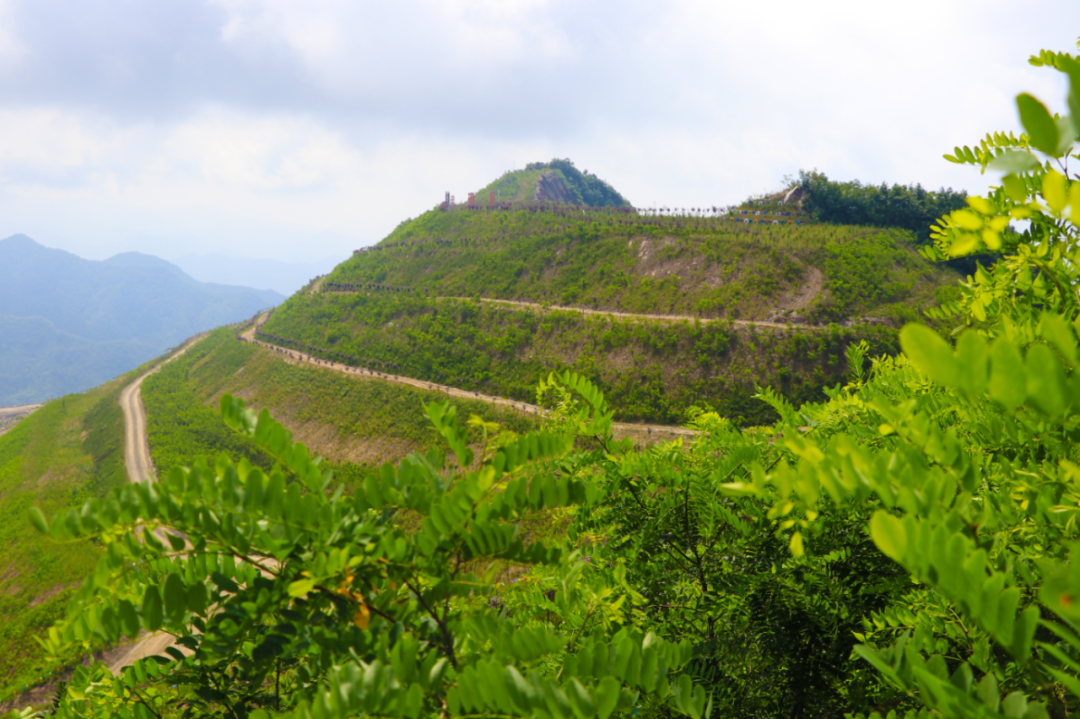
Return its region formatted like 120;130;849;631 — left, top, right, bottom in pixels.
139;328;541;492
0;374;131;700
260;192;959;425
475;159;629;206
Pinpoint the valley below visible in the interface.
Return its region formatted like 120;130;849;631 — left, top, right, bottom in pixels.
0;404;42;437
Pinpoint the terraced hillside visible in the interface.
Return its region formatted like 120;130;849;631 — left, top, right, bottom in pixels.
261;187;961;425
139;327;546;492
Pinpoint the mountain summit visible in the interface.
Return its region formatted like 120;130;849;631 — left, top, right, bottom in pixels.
474;159;630;207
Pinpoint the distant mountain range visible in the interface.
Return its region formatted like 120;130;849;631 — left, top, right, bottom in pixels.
171;253;344;296
0;234;285;405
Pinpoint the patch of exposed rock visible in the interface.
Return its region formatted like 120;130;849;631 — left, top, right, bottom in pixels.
534;172;578;204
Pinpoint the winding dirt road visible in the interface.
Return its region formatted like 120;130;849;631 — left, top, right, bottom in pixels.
106;336;207;674
447;297;821;331
242;313;697;441
119;335;207;484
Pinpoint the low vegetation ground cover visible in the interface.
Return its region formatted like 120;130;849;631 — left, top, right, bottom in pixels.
261;293;899;425
336;208;957;323
141;328;540;491
0;375;130;698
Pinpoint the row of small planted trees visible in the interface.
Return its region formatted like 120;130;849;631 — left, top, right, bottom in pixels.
17;40;1080;719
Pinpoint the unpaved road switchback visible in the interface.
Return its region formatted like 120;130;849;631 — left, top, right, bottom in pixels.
242;312;698;443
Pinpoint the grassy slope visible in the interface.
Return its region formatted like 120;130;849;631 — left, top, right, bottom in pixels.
262;294;902;425
331;208;959;324
141;329;540;493
0;376;130;697
265;207;955;424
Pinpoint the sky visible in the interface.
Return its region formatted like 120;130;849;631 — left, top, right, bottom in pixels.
0;0;1076;264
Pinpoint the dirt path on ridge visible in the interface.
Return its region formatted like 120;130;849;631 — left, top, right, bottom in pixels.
106;335;208;675
120;335;207;484
451;297;821;331
242;313;697;442
322;290;832;331
4;338;210;709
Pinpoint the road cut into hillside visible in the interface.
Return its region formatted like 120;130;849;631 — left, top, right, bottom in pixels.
242;312;698;443
448;297;823;331
320;288;856;331
120;335;208;484
107;335;209;676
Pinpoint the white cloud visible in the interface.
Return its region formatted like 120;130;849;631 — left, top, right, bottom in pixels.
0;0;26;72
0;0;1076;265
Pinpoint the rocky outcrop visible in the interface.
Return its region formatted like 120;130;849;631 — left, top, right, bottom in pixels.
534;172;578;204
781;185;804;205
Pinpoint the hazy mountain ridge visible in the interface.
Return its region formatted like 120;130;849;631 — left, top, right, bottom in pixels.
171;253;344;296
0;234;285;404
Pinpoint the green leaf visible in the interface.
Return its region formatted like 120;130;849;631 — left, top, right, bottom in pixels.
28;507;48;534
163;574;187;623
593;677;621;719
1026;343;1068;416
1002;174;1028;203
1041;312;1078;365
1017;93;1060;156
955;331;989;398
988;151;1041;173
142;587;163;631
118;600;140;639
869;512;906;562
976;672;1000;713
1044;170;1068;213
990;339;1026;409
187;582;208;615
565;679;594;719
900;324;957;387
288;578;316;598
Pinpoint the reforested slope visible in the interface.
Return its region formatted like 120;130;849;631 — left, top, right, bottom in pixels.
261;294;898;425
141;328;541;490
332;208;955;324
262;204;958;425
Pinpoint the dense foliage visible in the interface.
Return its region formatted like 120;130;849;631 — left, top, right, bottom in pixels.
21;39;1080;719
797;170;968;243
